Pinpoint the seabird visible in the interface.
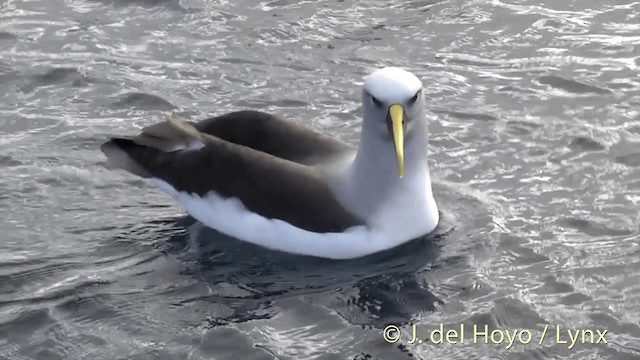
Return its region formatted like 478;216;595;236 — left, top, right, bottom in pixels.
101;67;439;259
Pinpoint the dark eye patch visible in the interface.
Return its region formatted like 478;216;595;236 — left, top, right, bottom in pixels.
409;91;420;104
371;94;383;107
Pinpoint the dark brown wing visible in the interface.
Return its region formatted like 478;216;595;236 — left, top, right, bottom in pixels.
193;110;353;166
101;117;363;233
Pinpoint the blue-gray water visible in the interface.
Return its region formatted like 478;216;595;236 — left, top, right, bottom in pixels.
1;0;639;359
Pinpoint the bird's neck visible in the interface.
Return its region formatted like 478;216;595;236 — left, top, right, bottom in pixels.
332;133;437;223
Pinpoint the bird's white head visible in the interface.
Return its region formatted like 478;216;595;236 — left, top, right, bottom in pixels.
360;67;427;178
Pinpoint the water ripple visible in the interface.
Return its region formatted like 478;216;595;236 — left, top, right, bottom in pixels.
1;0;639;358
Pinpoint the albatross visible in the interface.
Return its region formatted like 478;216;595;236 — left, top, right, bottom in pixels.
101;67;439;259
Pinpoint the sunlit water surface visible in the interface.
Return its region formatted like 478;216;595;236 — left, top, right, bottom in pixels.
1;0;639;359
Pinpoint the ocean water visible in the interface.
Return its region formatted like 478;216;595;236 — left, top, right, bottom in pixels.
1;0;639;359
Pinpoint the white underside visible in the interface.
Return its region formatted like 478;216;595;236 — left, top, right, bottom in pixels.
149;178;439;259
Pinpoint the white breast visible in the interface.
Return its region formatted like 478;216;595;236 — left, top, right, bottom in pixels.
367;173;440;242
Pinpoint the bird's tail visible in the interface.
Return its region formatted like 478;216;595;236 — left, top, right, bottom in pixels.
101;138;153;178
101;114;204;178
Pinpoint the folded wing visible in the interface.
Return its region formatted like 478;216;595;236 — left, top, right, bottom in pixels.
193;110;353;166
101;115;363;233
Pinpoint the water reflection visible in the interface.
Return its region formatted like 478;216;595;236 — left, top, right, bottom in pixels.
156;214;453;330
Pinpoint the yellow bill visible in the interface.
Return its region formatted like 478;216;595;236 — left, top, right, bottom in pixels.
389;104;404;178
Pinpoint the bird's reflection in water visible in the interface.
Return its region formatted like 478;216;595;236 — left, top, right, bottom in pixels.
158;213;454;331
